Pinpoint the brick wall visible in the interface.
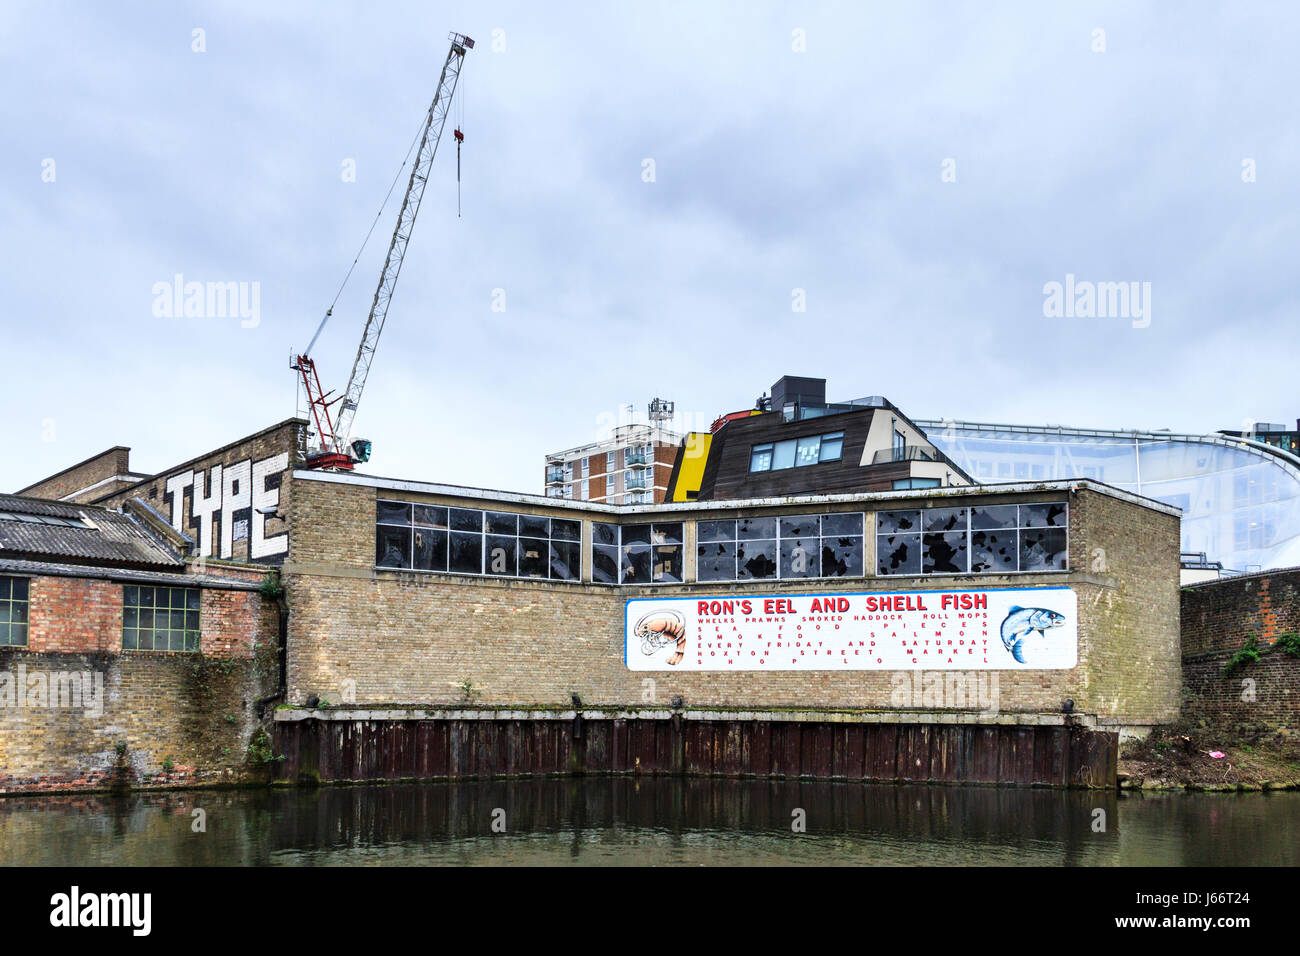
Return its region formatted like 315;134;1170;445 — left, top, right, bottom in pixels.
283;480;1182;729
0;569;279;792
17;447;133;502
97;419;305;564
1181;569;1300;729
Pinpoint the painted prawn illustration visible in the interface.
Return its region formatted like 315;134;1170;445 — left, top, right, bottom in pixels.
634;610;688;666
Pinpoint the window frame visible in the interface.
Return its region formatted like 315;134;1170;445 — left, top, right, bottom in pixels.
874;502;1070;577
376;499;582;583
122;584;201;652
0;576;30;647
749;429;848;473
591;521;685;585
696;512;866;583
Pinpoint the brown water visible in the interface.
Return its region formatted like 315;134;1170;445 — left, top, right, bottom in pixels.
0;778;1295;866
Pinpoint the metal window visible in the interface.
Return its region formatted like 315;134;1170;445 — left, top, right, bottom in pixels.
591;522;684;584
876;503;1069;576
122;585;200;652
696;513;864;582
0;576;29;647
376;499;580;581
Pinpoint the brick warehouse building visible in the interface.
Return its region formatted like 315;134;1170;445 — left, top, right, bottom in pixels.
13;418;1183;789
0;492;278;792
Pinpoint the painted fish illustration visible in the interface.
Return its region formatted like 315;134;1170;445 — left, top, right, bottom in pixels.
999;606;1066;664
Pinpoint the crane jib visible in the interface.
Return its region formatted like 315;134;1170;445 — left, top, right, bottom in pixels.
299;32;472;468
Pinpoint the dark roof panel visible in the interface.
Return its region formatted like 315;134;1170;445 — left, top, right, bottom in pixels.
0;493;182;568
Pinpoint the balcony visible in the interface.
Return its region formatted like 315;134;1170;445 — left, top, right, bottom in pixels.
625;449;650;467
871;446;938;465
545;466;565;485
625;471;652;490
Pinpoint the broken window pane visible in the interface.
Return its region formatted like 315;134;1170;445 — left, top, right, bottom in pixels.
1020;527;1067;570
377;500;410;525
652;523;683;545
376;526;410;568
821;538;863;577
697;519;735;543
592;545;619;583
923;531;968;574
413;505;448;529
780;537;821;578
450;508;482;532
697;541;736;581
517;538;547;578
412;528;448;571
970;504;1017;530
780;515;819;539
653;544;683;583
877;510;921;534
449;532;482;573
738;517;777;540
621;542;652;583
485;512;518;535
737;539;778;579
819;512;862;537
519;514;549;538
551;518;581;542
923;507;967;532
1020;503;1068;528
550;540;580;580
970;529;1017;573
877;533;921;574
485;535;517;576
593;522;619;546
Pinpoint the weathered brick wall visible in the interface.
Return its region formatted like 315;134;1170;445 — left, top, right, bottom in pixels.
0;647;277;792
283;480;1182;728
1182;570;1300;656
1180;569;1300;729
0;571;279;792
1066;487;1183;728
97;419;305;564
16;447;133;502
28;578;121;653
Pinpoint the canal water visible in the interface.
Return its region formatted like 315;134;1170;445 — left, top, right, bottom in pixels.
1;778;1296;866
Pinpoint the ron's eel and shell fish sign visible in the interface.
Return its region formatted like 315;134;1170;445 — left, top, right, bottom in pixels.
625;587;1078;671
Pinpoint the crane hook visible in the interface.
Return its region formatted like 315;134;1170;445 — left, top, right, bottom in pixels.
453;128;464;217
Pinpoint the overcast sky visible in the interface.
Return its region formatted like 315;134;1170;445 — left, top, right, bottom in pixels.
3;1;1297;494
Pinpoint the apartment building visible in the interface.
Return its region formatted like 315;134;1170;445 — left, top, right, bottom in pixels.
544;423;680;504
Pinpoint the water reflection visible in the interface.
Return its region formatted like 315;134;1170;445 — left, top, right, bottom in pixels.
0;779;1294;866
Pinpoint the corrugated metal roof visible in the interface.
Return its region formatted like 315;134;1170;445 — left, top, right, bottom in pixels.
0;493;181;568
0;558;257;590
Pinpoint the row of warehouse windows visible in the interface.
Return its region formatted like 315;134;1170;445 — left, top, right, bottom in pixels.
0;578;201;651
374;501;1069;582
376;501;582;580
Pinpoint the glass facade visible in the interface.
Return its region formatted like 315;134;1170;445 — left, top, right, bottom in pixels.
920;421;1300;573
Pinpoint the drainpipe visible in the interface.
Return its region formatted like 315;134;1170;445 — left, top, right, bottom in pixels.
255;601;288;718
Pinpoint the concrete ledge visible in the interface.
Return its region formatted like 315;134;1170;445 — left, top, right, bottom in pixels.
274;707;1097;728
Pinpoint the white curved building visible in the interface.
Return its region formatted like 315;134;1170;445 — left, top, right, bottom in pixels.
916;420;1300;573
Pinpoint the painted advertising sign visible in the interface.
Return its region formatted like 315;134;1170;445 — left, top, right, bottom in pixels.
625;587;1078;671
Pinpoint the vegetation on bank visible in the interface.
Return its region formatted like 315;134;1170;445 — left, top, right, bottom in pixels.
1120;700;1300;791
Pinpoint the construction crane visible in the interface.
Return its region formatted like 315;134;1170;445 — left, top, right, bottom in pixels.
293;31;473;470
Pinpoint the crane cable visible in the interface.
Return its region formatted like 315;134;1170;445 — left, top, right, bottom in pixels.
305;109;431;357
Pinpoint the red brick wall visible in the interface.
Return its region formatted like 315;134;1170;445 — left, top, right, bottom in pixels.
200;589;259;658
28;578;121;653
1181;570;1300;730
18;573;265;659
1182;570;1300;656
